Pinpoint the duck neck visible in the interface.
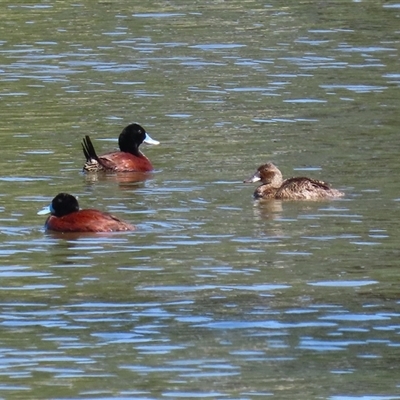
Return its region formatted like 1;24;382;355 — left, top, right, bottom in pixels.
264;170;283;188
120;141;141;157
270;175;283;188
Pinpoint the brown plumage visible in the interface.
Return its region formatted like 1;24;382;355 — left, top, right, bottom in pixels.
244;162;344;200
81;123;159;173
38;193;135;232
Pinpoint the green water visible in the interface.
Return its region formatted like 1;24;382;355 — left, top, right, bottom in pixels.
0;1;400;399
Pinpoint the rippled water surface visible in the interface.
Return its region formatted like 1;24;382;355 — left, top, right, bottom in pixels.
1;1;400;399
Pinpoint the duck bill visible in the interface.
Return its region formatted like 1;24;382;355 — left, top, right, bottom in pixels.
37;202;55;215
144;133;160;145
37;204;52;215
243;171;261;183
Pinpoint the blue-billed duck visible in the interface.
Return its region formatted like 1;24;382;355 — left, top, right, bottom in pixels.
38;193;135;232
82;123;159;172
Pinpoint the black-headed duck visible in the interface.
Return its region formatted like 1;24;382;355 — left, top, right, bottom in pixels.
82;123;159;173
244;162;344;200
38;193;135;232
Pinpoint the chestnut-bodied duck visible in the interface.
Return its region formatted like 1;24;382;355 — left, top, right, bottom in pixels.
38;193;135;232
82;123;159;173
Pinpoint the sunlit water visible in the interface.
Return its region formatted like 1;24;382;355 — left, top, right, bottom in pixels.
0;1;400;399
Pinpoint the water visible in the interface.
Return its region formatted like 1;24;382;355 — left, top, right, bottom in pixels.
0;1;400;399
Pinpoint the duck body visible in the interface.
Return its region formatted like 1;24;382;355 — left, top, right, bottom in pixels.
82;123;159;173
83;149;153;173
44;209;134;232
38;193;135;232
245;162;344;200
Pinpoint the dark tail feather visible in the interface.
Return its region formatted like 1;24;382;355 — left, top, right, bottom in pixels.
82;135;98;162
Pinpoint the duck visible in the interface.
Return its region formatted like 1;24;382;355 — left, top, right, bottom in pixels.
38;193;135;232
244;162;344;200
82;123;159;172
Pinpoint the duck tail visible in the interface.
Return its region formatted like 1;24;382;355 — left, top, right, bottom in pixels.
82;135;105;172
82;135;99;162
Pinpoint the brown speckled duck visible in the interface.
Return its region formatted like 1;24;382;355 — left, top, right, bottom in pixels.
244;162;344;200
